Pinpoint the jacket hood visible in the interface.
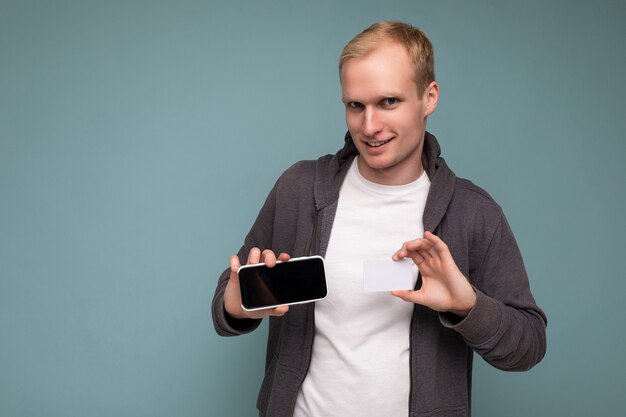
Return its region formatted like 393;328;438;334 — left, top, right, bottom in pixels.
313;131;456;232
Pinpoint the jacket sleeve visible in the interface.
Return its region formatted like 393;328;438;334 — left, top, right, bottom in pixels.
440;214;547;371
211;181;279;337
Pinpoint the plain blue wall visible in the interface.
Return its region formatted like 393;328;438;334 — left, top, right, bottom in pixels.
1;0;625;416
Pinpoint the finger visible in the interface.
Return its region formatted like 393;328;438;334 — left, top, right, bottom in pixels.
394;240;427;263
410;247;432;264
262;249;278;267
268;305;289;316
392;247;407;261
392;247;407;260
412;253;425;264
424;231;450;256
248;305;289;319
406;238;437;262
422;246;439;262
401;250;425;264
391;290;412;300
224;256;244;318
230;255;241;273
404;238;433;253
229;256;242;287
391;289;425;305
277;252;291;262
394;238;425;259
247;247;261;264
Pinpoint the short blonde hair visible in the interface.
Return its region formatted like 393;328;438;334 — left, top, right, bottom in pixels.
339;21;435;95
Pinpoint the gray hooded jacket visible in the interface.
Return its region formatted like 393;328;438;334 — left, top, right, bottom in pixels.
212;132;547;417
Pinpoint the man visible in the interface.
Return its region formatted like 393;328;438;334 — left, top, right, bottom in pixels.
212;21;547;417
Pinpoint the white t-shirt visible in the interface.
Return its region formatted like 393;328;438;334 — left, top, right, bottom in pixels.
294;157;431;417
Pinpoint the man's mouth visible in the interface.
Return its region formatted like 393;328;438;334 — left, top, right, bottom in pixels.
365;139;391;147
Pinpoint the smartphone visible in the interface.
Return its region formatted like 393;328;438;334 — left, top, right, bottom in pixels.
238;255;327;311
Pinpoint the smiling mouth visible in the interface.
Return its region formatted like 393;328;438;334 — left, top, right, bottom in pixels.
365;139;391;147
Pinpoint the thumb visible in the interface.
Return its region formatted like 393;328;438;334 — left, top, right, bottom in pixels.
229;255;241;280
391;289;425;305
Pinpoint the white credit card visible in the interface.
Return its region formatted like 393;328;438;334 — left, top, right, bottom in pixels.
363;259;415;292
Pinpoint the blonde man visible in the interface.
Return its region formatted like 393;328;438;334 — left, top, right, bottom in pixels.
213;21;546;417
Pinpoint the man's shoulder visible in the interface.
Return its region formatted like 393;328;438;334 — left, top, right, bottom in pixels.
454;177;496;201
278;152;342;184
450;177;504;218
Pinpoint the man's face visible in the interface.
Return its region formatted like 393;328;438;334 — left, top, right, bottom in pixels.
340;42;438;185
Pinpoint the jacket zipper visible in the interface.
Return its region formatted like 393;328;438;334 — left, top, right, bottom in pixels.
305;206;320;257
407;271;421;415
289;207;320;415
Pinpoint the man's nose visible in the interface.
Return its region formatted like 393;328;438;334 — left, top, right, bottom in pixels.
362;108;383;137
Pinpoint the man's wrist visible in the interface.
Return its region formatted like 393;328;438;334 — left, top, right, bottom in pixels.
449;290;477;318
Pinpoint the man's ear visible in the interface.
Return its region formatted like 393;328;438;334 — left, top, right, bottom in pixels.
423;81;439;117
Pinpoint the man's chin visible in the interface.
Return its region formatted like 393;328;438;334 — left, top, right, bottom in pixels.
357;155;393;172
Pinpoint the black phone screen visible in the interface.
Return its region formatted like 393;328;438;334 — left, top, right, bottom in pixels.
238;257;327;310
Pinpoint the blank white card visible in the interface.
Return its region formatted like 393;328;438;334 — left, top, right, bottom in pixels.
363;259;415;292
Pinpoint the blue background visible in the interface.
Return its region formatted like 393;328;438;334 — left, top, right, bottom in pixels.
1;1;625;416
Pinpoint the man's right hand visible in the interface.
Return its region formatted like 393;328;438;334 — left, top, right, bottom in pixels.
224;247;291;320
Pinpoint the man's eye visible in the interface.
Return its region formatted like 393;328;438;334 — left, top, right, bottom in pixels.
383;98;398;107
348;102;363;109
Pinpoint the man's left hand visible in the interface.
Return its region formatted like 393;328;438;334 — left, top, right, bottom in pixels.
391;231;476;318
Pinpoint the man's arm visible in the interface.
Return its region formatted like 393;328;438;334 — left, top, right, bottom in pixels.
393;219;547;371
212;182;289;336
